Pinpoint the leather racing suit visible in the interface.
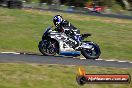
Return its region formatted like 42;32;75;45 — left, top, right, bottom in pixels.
55;20;81;49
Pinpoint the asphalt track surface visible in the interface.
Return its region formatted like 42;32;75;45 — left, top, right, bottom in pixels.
0;53;132;68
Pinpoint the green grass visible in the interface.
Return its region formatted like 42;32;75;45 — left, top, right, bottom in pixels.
0;63;131;88
0;7;132;60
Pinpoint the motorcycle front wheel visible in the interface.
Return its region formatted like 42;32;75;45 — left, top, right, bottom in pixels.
38;40;57;56
81;43;101;59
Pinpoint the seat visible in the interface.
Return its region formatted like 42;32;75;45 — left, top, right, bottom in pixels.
81;33;91;39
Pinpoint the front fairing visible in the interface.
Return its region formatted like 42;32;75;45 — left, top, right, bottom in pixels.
42;26;53;39
44;26;53;35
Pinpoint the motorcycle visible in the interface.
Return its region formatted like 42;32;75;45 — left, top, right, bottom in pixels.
38;26;101;59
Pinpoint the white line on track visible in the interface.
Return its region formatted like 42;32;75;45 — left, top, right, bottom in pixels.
95;59;103;60
1;52;20;55
105;60;115;61
117;61;128;63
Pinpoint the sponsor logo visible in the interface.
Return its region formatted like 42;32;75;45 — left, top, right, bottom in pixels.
76;66;131;85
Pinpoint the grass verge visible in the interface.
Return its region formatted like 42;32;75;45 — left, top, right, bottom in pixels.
0;63;131;88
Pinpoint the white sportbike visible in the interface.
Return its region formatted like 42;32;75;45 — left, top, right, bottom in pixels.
38;26;101;59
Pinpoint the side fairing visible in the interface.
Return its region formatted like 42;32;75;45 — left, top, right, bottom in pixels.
49;32;81;56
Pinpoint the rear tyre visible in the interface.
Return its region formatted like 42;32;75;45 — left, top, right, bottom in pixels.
81;43;101;59
38;39;57;56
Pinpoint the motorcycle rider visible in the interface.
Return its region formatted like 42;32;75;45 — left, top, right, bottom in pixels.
53;15;82;49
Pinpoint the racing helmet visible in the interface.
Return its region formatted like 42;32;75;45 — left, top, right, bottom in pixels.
53;15;63;27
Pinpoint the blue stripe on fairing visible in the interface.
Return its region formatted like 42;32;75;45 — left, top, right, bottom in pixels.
60;51;81;56
75;35;82;42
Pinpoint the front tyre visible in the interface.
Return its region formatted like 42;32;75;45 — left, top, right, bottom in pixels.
38;40;57;56
81;42;101;59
